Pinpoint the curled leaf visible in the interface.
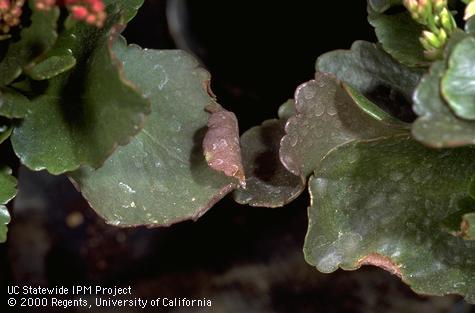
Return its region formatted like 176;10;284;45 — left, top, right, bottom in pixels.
203;104;245;186
317;41;422;122
233;101;305;208
280;72;407;178
357;253;402;278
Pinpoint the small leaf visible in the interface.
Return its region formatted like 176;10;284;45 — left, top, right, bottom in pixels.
441;36;475;120
203;104;245;186
69;38;237;227
0;1;60;86
368;6;428;67
277;99;296;120
0;119;12;144
11;10;150;174
368;0;401;13
233;101;305;208
280;72;407;178
305;135;475;303
0;206;10;243
104;0;144;23
0;88;30;119
26;55;77;81
317;41;422;122
412;61;475;147
0;167;17;243
0;167;16;204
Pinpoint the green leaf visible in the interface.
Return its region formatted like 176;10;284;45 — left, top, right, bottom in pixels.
368;6;428;67
69;37;237;227
0;119;12;144
277;99;296;120
0;87;30;118
0;167;17;243
233;100;305;208
0;167;16;205
25;0;144;81
26;55;77;81
412;61;475;147
305;135;475;303
280;72;407;178
317;41;422;122
103;0;144;23
368;0;401;13
0;206;10;243
0;0;59;86
11;11;150;174
441;36;475;120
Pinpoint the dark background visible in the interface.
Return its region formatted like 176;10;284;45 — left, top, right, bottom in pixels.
125;0;376;131
1;0;474;312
